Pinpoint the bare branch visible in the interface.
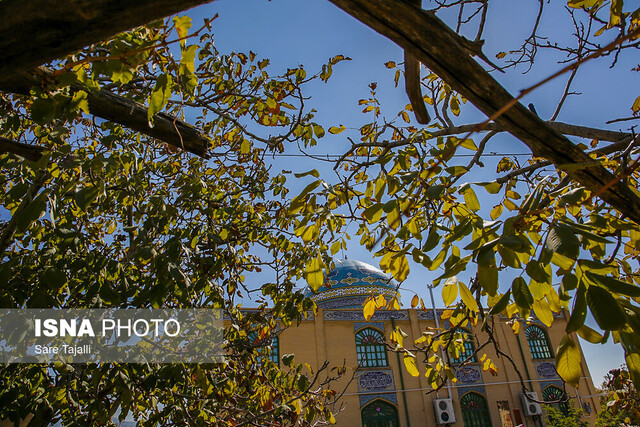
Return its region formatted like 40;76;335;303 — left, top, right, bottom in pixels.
328;0;640;223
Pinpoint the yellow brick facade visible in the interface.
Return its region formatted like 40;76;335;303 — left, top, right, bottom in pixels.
272;306;599;427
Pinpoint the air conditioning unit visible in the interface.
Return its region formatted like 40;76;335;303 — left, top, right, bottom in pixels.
434;398;456;424
520;392;543;416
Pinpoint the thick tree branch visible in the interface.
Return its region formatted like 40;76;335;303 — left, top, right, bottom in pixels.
0;137;45;162
1;71;209;158
0;0;215;83
328;0;640;223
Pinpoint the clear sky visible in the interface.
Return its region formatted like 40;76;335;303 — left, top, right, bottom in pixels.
185;0;638;386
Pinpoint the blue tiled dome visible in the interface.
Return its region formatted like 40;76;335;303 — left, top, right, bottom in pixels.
305;259;399;309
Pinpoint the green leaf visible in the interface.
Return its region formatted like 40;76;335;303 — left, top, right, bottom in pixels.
585;271;640;298
296;374;310;391
512;277;533;310
546;224;580;259
566;284;586;333
74;185;100;211
282;354;295;367
489;290;511;315
587;285;626;331
16;192;47;232
293;169;320;178
556;335;581;387
147;73;173;124
30;97;57;125
173;15;192;44
577;325;604;344
526;260;551;284
626;352;640;390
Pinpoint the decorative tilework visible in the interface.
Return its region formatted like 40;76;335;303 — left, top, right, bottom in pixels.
456;385;487;397
317;297;368;309
304;259;401;309
417;310;446;320
359;393;398;407
324;310;409;321
535;362;558;379
456;366;482;384
311;285;397;302
358;370;395;392
354;322;385;332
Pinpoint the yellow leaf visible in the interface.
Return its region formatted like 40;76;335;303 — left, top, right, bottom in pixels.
459;281;479;312
328;125;346;134
442;278;458;306
512;321;521;334
633;95;640;114
328;412;336;424
403;353;420;377
556;335;581;387
387;296;401;310
389;253;410;282
411;295;419;308
375;294;387;308
173;15;192;41
363;298;376;321
533;299;554;327
490;204;503;220
305;257;324;292
460;139;478;151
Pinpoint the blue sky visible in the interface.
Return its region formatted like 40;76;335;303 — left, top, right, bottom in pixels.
183;0;640;385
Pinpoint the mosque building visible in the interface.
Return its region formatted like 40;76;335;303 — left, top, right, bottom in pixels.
259;258;600;427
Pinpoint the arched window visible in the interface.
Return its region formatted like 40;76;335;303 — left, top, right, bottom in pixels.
361;399;399;427
355;328;388;367
525;325;553;360
543;385;569;415
450;329;476;364
249;332;279;365
460;392;492;427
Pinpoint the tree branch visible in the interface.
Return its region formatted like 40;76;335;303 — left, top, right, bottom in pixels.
0;0;216;83
0;136;45;162
327;0;640;223
1;70;209;158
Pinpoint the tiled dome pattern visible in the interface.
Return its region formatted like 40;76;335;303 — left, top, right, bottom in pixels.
305;259;399;309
